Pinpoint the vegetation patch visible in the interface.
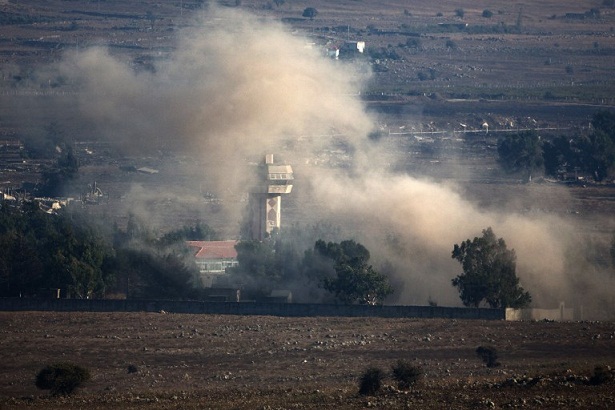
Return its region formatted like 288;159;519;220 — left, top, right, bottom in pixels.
358;366;385;396
35;362;91;396
391;360;422;390
476;346;501;368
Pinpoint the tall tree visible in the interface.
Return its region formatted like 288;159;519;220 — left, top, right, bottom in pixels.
228;239;281;296
39;146;80;197
542;135;577;178
0;201;114;298
451;227;531;308
579;111;615;181
314;240;393;305
497;131;543;180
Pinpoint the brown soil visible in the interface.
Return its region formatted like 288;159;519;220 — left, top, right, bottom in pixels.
1;311;614;409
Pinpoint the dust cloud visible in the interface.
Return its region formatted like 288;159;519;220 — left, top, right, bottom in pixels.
24;7;614;314
54;8;372;193
306;171;579;307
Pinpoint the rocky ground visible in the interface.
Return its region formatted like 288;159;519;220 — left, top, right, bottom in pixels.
1;311;614;409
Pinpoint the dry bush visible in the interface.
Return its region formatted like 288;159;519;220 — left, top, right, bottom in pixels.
391;360;422;389
476;346;501;368
35;362;91;396
359;366;385;396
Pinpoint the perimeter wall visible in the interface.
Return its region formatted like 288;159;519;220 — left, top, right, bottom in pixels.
0;298;505;320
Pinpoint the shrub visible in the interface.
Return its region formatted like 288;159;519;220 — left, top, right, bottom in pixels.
482;9;493;18
405;38;421;48
543;91;556;100
302;7;318;19
35;362;91;396
391;360;422;389
589;365;614;385
127;364;138;374
455;8;465;18
359;366;385;396
476;346;501;368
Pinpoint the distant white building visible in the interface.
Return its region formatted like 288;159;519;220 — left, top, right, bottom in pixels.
137;167;159;174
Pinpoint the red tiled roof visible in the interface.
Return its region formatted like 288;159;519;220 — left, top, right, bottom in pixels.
186;240;238;260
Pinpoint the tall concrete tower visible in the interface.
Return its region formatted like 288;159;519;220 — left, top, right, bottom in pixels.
249;154;293;240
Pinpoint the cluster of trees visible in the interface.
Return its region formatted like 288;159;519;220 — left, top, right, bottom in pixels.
0;201;113;298
0;201;204;299
16;197;615;310
0;197;542;308
0;197;395;305
229;237;392;305
498;110;615;181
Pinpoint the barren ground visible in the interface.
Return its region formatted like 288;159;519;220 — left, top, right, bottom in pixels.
1;311;615;409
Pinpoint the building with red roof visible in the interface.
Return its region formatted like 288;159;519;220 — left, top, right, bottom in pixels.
186;240;238;287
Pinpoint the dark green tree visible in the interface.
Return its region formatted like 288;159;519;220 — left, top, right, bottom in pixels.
232;240;279;281
0;230;44;296
314;240;393;305
0;201;114;298
39;146;80;197
227;240;282;297
579;111;615;181
497;131;543;180
451;227;531;308
158;222;218;246
542;135;577;177
116;248;196;299
46;213;111;298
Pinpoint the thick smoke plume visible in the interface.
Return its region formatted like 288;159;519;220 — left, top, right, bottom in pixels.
55;8;372;190
307;171;578;307
21;7;614;315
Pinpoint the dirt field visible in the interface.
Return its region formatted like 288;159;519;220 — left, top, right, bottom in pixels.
1;311;615;409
